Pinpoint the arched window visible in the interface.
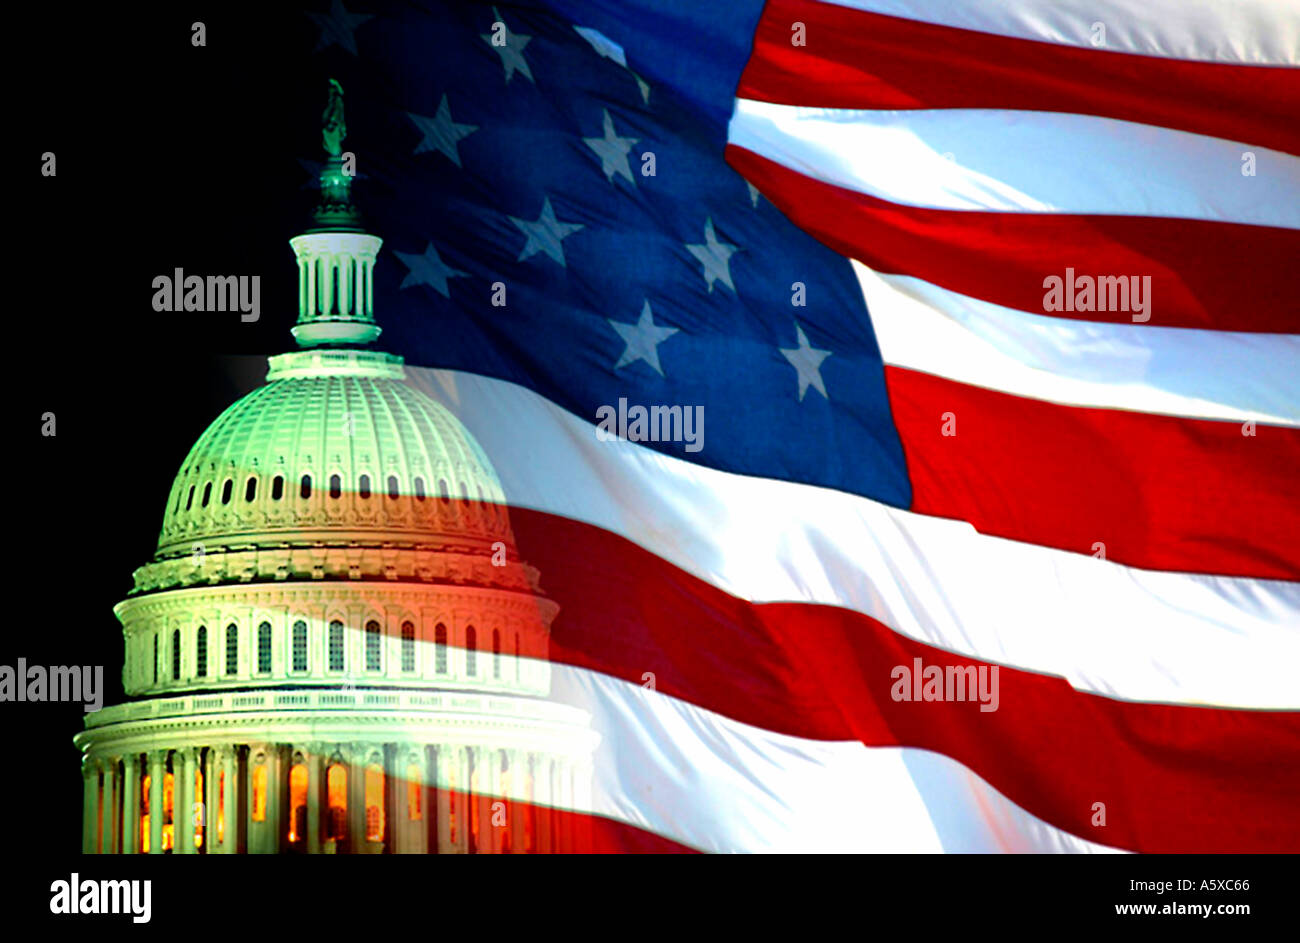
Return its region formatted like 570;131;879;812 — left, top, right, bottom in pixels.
329;474;341;499
271;475;284;501
185;485;195;511
328;620;345;671
493;628;501;679
172;629;181;680
225;623;238;675
365;620;381;671
465;625;477;676
196;625;207;678
201;482;212;507
257;621;272;673
401;621;416;673
438;478;450;503
414;477;426;501
300;474;312;499
244;476;257;502
292;620;308;672
435;623;447;674
326;763;348;842
359;474;371;499
153;634;159;684
221;479;233;505
365;762;385;842
387;475;400;500
288;761;308;845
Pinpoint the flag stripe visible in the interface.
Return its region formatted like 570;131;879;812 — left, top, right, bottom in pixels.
726;145;1300;333
729;99;1300;228
552;664;1127;852
808;0;1300;65
496;511;1300;853
739;0;1300;154
856;263;1300;427
403;366;1300;709
885;366;1300;579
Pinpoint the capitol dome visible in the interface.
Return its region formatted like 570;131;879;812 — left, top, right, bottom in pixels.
74;83;596;856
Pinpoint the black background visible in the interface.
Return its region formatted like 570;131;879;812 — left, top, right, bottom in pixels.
7;0;1292;927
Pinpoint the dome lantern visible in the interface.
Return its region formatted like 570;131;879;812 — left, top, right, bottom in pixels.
290;79;383;349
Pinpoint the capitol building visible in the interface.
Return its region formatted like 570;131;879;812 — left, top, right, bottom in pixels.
75;86;597;854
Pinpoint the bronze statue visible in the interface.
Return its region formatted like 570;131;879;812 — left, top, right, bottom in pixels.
322;78;346;156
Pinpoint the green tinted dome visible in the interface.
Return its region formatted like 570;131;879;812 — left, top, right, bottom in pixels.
155;349;511;558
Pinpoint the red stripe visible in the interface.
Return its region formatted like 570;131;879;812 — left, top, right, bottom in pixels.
493;505;1300;853
726;145;1300;333
738;0;1300;155
883;366;1300;579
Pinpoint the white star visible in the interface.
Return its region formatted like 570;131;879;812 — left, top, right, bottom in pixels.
510;197;584;267
573;25;650;104
482;7;534;84
780;323;832;401
747;181;762;207
584;110;638;187
685;217;739;294
307;0;373;55
394;243;468;298
609;300;679;376
407;95;478;167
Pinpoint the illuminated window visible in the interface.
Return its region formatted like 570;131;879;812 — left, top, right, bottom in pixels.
245;476;257;502
292;620;308;672
172;629;181;681
163;770;175;851
196;625;207;678
359;474;371;499
272;475;284;501
493;629;501;679
435;623;447;674
365;620;381;671
225;623;238;675
365;762;385;842
257;621;272;673
288;761;308;844
466;625;477;676
407;763;422;821
401;621;415;673
141;772;152;853
387;475;400;500
251;762;267;822
300;474;312;499
194;765;205;850
329;620;345;671
326;763;348;841
217;771;225;845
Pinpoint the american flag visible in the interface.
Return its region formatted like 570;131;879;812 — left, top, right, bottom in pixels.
304;0;1299;852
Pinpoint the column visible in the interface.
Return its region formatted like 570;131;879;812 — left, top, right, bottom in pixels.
202;748;217;854
98;758;117;855
347;743;368;854
508;749;526;855
554;758;571;854
306;747;323;854
535;755;553;854
81;757;98;854
306;254;317;318
121;755;139;855
148;751;166;854
176;748;195;854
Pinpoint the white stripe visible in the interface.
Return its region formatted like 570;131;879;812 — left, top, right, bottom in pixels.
728;100;1300;229
399;367;1300;710
553;665;1125;853
818;0;1300;65
855;262;1300;427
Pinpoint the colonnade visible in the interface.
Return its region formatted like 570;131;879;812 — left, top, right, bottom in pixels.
82;742;585;854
